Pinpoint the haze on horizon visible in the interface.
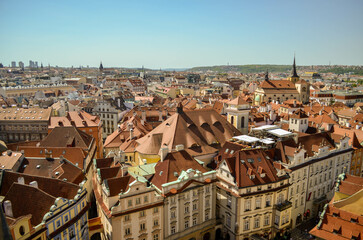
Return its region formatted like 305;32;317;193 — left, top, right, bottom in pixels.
0;0;362;69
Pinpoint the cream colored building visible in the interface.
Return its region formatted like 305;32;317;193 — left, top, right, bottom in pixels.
93;158;164;240
150;149;218;240
216;146;291;240
0;107;52;143
275;132;352;228
254;59;309;105
0;83;75;98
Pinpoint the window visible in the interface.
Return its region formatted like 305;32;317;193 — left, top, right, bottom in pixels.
227;195;232;208
171;211;176;219
256;197;261;209
171;226;176;234
193;217;197;226
128;199;132;207
205;186;210;193
226;214;231;227
244;219;250;230
140;223;146;231
154;207;158;213
144;196;148;203
205;211;210;220
19;226;25;236
153;234;159;240
154;219;159;226
65;215;69;222
185;205;189;213
206;198;210;207
264;215;270;226
185;220;189;229
295;199;298;208
136;198;141;205
140;210;145;217
301;196;304;206
241;116;245;128
124;215;130;221
275;215;280;225
255;217;260;228
56;220;60;228
193;203;198;211
245;199;251;211
266;196;271;207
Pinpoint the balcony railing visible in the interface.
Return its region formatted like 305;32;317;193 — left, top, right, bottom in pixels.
275;200;292;211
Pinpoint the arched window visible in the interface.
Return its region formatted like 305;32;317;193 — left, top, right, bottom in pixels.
241;116;245;128
230;116;234;125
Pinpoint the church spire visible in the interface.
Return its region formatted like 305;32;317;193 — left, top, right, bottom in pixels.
265;69;269;81
292;55;299;78
99;61;104;71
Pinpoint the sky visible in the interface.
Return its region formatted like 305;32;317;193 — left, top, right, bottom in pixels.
0;0;363;68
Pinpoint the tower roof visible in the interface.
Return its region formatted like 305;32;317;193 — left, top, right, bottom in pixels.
291;56;299;78
265;69;269;81
99;62;104;71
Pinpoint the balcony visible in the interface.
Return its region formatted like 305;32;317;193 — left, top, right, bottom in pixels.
275;200;292;211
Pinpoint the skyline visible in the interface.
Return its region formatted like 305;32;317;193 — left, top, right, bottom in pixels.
1;0;363;68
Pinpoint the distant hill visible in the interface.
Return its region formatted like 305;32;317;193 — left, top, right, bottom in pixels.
319;66;363;76
189;65;294;73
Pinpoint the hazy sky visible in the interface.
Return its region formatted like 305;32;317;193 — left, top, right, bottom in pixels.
1;0;362;68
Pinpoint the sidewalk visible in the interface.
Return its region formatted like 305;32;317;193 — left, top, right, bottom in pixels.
290;218;317;239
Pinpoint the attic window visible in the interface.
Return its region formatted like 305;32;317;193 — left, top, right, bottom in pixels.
225;149;229;153
257;157;261;162
230;150;234;154
240;160;245;164
247;158;254;163
159;171;163;176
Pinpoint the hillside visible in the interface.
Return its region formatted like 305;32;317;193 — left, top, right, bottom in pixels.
189;65;294;73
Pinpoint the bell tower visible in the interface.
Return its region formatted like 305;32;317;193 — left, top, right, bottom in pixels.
288;56;300;84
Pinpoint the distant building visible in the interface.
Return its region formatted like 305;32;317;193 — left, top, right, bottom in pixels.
11;61;16;68
0;107;52;143
18;61;24;69
254;58;310;105
49;111;104;158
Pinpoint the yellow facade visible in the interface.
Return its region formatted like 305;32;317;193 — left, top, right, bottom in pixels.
9;215;47;240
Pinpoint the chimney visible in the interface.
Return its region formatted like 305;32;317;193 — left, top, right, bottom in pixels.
130;128;134;139
158;110;163;121
176;144;184;151
29;181;38;188
17;177;24;185
4;200;13;217
160;146;169;162
70;120;76;126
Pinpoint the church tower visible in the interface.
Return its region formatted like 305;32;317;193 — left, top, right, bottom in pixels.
288;56;300;84
226;96;250;134
99;61;104;72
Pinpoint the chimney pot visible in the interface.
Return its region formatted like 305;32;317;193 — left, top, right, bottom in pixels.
29;181;38;188
4;200;13;217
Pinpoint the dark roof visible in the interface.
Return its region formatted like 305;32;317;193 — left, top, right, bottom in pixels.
40;126;93;149
218;148;285;188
